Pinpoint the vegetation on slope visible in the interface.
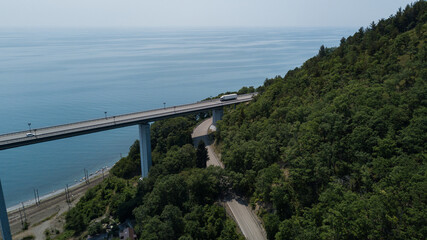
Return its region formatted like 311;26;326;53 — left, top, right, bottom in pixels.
217;2;426;239
61;115;243;240
59;2;426;239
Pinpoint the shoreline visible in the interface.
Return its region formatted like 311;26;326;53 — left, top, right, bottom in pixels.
7;165;111;214
9;169;111;238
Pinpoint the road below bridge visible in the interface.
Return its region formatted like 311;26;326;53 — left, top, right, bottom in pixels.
192;118;267;240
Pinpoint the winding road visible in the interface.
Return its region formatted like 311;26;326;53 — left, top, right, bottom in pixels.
192;118;267;240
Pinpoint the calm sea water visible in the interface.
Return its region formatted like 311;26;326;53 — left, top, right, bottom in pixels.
0;27;355;208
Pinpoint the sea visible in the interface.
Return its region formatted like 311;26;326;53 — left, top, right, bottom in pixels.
0;27;355;208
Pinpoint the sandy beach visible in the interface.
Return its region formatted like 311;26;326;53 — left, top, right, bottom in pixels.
6;170;109;239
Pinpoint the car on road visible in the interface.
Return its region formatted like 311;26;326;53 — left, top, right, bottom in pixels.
220;93;237;101
26;133;34;137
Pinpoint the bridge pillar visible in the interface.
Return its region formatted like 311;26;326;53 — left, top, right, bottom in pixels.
139;123;152;178
212;108;223;126
0;179;12;240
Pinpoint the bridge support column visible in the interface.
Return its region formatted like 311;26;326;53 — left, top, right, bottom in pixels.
0;179;12;240
212;108;223;126
139;123;152;178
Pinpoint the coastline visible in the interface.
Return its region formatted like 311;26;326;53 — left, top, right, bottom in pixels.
7;167;111;237
7;166;110;213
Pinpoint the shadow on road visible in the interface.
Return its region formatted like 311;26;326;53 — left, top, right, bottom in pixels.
222;192;249;207
192;133;214;147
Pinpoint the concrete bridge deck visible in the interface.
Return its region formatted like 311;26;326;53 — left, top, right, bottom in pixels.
0;93;255;150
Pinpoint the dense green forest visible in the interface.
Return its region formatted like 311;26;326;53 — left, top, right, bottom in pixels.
60;115;243;240
217;2;426;239
59;2;426;239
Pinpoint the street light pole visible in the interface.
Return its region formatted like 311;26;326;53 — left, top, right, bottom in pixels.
104;112;107;119
28;123;31;131
163;102;166;109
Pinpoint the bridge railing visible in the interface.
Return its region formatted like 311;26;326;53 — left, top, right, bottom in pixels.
0;93;255;147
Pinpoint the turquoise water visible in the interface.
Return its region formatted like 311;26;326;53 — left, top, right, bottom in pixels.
0;28;355;207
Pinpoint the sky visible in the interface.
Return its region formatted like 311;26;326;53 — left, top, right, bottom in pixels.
0;0;417;28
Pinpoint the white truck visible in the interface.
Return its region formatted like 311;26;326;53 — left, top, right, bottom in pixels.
220;93;238;101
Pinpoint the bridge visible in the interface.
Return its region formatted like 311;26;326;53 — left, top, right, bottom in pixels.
0;93;255;240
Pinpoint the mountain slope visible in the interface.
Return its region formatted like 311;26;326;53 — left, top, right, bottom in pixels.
217;1;427;239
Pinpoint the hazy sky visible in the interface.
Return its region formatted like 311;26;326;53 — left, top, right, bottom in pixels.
0;0;416;28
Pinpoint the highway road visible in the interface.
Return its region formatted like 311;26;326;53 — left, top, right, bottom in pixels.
192;118;267;240
0;93;255;150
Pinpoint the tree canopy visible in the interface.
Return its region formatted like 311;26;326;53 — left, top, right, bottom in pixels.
218;1;426;239
62;116;243;239
60;2;426;239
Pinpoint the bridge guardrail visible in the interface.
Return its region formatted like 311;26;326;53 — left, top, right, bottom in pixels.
0;94;255;147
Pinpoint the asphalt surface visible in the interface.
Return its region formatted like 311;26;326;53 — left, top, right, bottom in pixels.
192;118;267;240
0;93;255;150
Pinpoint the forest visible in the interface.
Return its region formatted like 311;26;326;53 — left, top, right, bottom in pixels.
58;115;243;240
217;1;426;239
58;1;426;239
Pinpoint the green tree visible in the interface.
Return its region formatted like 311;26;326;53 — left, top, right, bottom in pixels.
196;140;208;168
318;45;326;57
87;222;103;236
160;205;184;238
65;208;87;234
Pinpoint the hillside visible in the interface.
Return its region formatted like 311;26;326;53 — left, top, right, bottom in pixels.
217;1;426;239
54;2;426;240
57;115;243;240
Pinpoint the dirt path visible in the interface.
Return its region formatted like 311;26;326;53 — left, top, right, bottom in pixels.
192;118;267;240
